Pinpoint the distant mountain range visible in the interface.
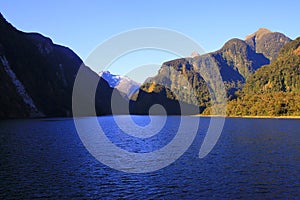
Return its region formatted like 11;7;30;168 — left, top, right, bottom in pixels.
0;12;299;118
99;71;140;98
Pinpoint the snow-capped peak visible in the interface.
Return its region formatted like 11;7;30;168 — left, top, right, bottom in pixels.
99;71;122;87
98;71;141;97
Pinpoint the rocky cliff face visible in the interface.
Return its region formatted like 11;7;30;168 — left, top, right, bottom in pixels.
135;28;291;111
214;38;270;79
245;28;291;61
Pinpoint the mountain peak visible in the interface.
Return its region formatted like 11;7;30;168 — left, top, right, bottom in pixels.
99;71;121;87
256;27;272;33
190;51;200;58
244;28;291;60
98;71;140;98
245;28;272;41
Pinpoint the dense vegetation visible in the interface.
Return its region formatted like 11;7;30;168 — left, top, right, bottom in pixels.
226;37;300;116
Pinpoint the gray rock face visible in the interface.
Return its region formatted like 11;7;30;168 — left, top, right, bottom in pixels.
245;28;292;60
136;28;291;109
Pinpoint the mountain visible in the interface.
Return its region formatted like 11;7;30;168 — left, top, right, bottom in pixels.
190;51;201;58
214;38;270;79
0;13;187;118
137;57;210;108
136;28;290;112
1;13;296;118
243;37;300;94
227;37;300;116
0;13;125;119
245;28;291;61
97;70;200;115
99;71;140;98
0;13;80;118
129;86;201;115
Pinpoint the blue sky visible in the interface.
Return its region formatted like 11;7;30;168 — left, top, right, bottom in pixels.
2;0;300;82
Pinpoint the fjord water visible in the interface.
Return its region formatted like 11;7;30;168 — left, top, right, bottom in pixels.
0;116;299;199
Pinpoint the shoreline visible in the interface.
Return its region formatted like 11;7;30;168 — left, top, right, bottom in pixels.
193;114;300;119
2;114;300;120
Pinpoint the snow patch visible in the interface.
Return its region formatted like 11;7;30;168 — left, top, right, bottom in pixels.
99;71;122;87
99;71;141;98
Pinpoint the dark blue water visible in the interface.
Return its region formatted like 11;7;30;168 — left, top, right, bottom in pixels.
0;116;299;199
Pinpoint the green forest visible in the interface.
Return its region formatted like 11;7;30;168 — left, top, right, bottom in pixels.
225;37;300;116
